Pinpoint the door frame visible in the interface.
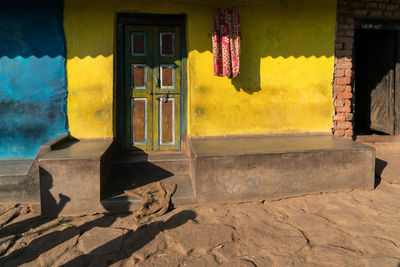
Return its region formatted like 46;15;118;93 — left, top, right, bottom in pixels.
116;13;187;151
354;20;400;135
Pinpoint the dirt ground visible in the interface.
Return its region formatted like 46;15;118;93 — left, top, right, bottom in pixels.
0;179;400;267
1;141;400;267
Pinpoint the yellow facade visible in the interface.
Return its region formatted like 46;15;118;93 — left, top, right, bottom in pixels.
64;0;336;139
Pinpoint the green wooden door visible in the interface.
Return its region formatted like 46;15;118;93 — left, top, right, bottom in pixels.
124;25;181;151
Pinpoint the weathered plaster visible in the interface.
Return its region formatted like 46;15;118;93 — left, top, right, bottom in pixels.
64;0;336;138
0;0;68;159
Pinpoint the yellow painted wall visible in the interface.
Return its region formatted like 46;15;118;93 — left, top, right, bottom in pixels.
64;0;336;138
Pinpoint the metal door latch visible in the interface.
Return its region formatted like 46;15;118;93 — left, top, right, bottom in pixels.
157;93;169;103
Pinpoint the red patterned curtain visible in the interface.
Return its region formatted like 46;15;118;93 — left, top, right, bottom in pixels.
212;8;241;78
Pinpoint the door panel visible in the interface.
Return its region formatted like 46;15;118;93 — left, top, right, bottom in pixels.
125;26;153;150
152;26;181;150
124;25;181;151
131;98;147;144
368;31;395;134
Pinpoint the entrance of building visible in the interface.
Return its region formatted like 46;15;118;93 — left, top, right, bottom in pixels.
117;15;186;151
354;23;400;135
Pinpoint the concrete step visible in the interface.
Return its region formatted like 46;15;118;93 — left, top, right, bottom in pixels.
0;159;36;202
39;139;115;216
112;152;190;178
102;174;195;212
0;159;33;177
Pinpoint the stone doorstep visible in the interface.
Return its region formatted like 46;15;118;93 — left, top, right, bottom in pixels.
102;135;375;213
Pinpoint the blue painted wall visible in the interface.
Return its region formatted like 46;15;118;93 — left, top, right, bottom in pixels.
0;0;68;159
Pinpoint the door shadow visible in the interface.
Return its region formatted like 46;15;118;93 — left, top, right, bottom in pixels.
103;149;176;200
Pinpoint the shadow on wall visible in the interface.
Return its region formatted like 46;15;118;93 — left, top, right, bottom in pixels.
39;167;71;217
230;0;335;94
0;0;68;159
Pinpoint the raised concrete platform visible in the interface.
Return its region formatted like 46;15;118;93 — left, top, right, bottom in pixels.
0;159;33;177
190;135;376;202
0;159;34;202
35;135;376;216
39;139;115;216
0;135;69;205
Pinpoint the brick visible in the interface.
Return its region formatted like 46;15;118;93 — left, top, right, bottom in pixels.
344;129;353;137
334;130;345;136
384;11;393;16
335;69;345;78
336;106;351;113
345;113;354;121
369;10;383;16
338;92;353;99
334;100;345;107
365;3;378;9
338;29;349;37
344;99;352;107
334;114;346;121
344;39;353;49
335;42;344;50
338;16;351;23
336;60;352;69
334;85;347;92
337;56;352;63
337;49;353;57
386;4;399;10
379;3;387;9
338;24;353;30
345;69;352;77
337;122;352;130
336;37;353;43
336;77;352;85
345;85;352;93
353;9;368;16
351;2;364;8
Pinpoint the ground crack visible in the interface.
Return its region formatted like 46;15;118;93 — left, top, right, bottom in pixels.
370;235;399;248
281;222;312;250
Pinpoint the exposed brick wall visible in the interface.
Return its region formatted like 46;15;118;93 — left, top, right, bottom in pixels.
333;0;400;138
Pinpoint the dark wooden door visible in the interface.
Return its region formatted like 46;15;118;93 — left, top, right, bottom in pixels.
124;25;181;151
356;30;396;134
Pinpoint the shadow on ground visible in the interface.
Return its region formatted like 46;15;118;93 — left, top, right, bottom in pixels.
374;157;388;188
0;209;196;267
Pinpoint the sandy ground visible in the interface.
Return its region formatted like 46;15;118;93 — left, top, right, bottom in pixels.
0;180;400;267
